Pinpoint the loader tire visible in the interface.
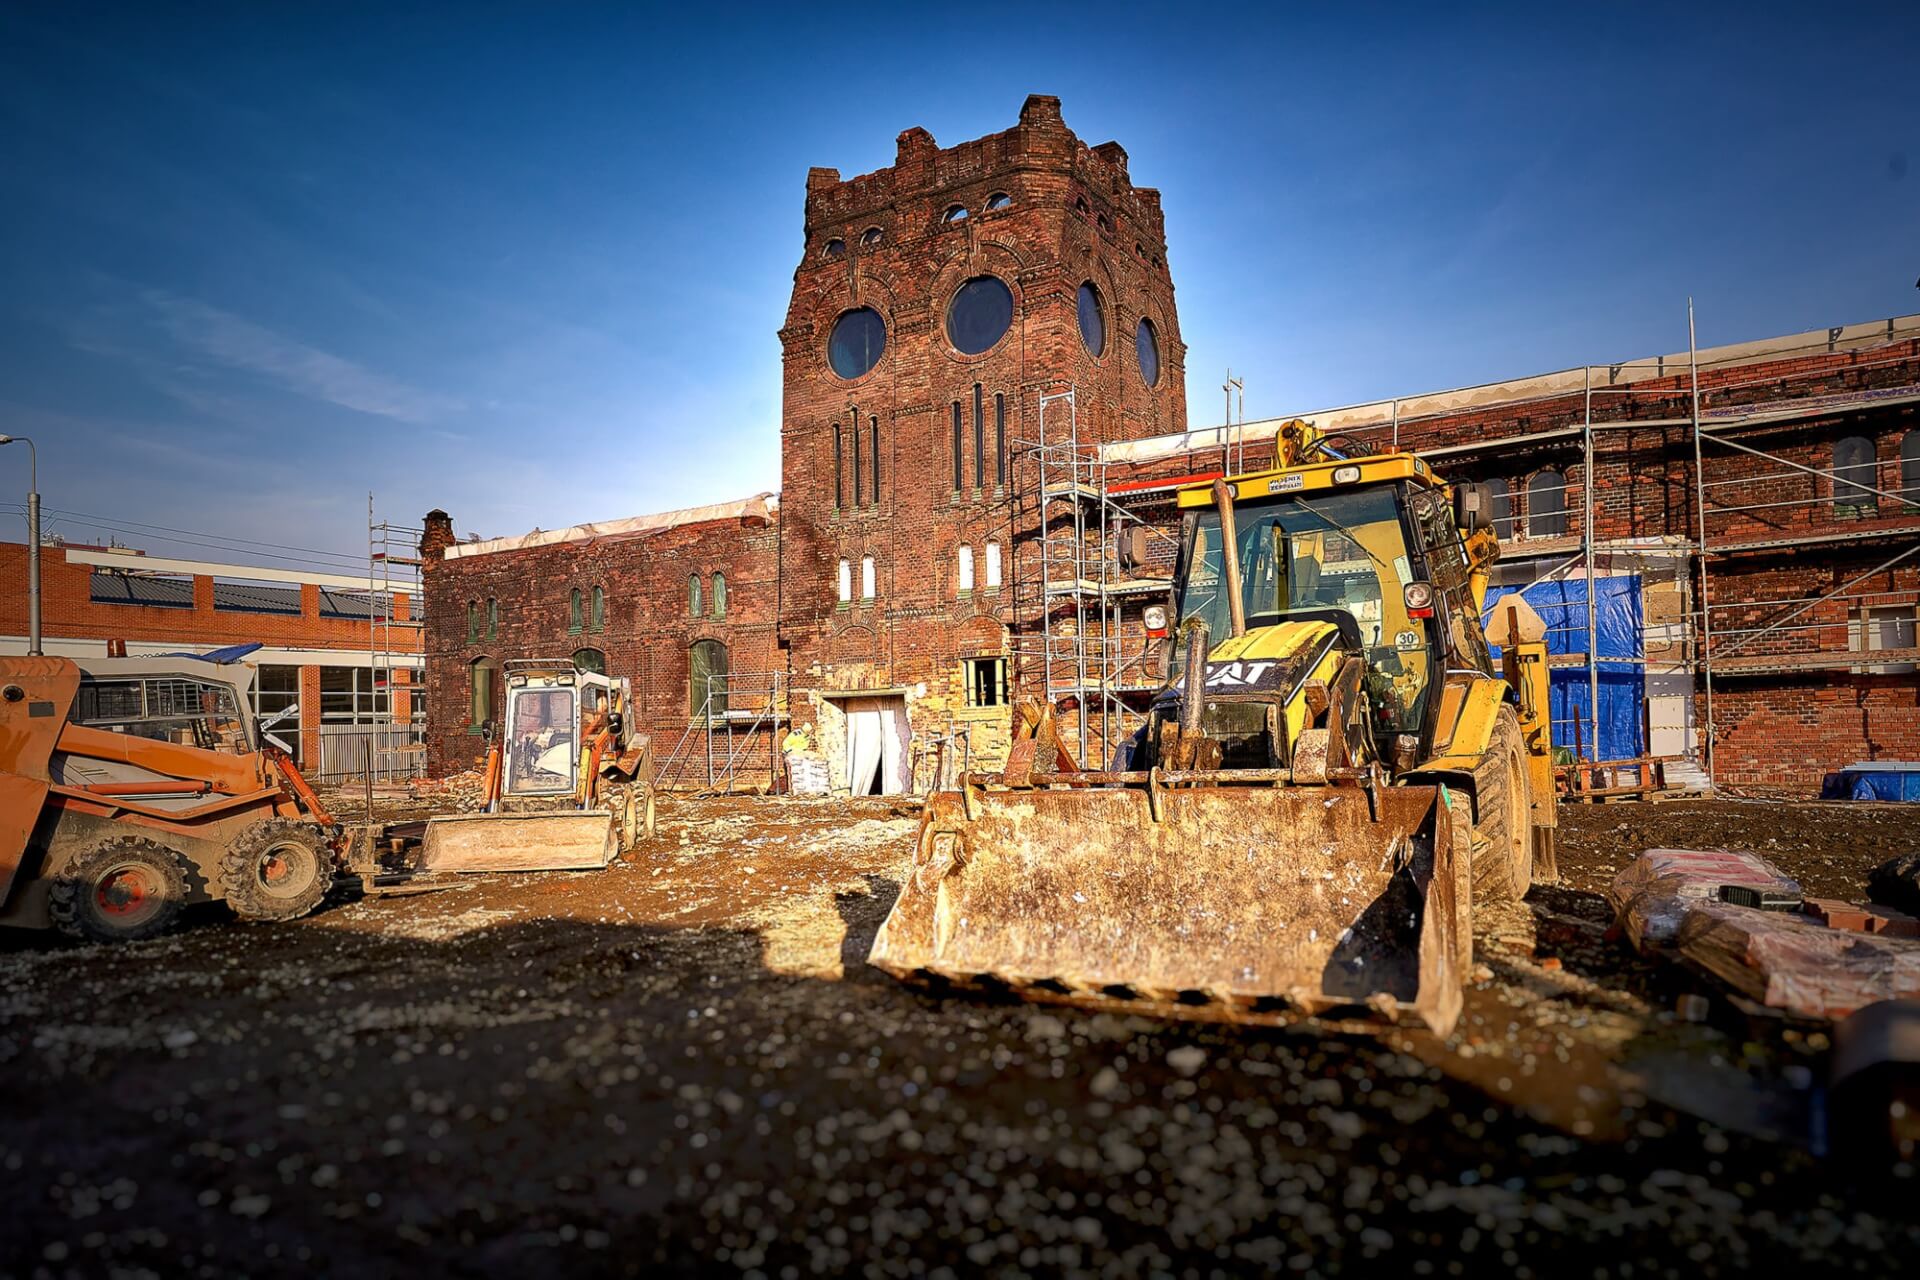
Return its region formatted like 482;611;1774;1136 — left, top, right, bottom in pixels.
1468;705;1532;904
49;836;190;944
220;819;334;923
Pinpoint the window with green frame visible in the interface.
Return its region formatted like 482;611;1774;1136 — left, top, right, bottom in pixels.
569;587;584;633
710;573;726;620
467;601;479;643
591;585;606;632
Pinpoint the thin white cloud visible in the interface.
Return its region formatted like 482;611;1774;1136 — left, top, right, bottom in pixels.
141;291;463;423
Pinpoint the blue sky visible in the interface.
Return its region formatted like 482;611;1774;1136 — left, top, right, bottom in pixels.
1;3;1914;570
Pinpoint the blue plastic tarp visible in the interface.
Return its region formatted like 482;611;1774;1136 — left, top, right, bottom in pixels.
148;642;264;665
1822;765;1920;802
1484;577;1644;762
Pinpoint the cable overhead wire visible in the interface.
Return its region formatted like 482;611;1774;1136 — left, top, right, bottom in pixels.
0;503;372;575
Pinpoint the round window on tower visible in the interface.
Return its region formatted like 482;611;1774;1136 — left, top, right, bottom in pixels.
1077;282;1105;358
828;307;886;380
946;275;1014;356
1136;317;1161;388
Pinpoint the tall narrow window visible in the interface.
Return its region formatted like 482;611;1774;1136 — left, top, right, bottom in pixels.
466;601;479;643
851;405;863;508
487;598;499;641
711;572;726;620
973;383;985;490
994;393;1006;488
868;416;881;505
689;640;729;719
952;401;964;491
861;555;876;600
469;657;497;729
591;586;605;632
833;423;844;509
838;558;852;603
1834;436;1877;516
688;574;702;617
985;541;1002;589
958;544;974;594
1903;432;1920;497
569;588;584;633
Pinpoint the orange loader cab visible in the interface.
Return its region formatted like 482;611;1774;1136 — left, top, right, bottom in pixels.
0;655;346;943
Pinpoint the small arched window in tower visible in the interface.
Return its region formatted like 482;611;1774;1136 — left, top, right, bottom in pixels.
688;574;702;618
591;585;605;632
957;544;974;595
861;226;883;246
943;204;968;224
1834;435;1878;516
985;541;1002;590
837;558;852;604
823;238;845;259
1097;213;1110;234
868;415;881;505
1902;432;1920;499
1526;470;1568;538
985;192;1011;211
861;555;876;600
569;588;583;633
711;573;726;620
1135;242;1147;260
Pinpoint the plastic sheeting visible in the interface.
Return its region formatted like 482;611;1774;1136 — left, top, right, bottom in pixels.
1822;763;1920;803
1484;576;1644;761
445;494;777;561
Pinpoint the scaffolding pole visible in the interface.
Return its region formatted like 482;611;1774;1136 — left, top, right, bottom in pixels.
1687;299;1716;784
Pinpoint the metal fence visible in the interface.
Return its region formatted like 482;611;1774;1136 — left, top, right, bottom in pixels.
316;722;426;781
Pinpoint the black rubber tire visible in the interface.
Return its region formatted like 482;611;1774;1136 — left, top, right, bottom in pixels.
48;836;190;943
220;819;334;922
1468;705;1533;904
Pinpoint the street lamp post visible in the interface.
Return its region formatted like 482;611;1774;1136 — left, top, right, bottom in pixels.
0;435;40;656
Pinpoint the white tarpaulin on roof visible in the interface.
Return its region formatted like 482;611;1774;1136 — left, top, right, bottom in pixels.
445;493;777;560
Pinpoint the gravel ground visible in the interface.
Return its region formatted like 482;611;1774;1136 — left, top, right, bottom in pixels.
1;794;1915;1277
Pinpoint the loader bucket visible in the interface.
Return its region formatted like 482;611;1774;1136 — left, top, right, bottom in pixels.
419;809;618;874
868;782;1472;1037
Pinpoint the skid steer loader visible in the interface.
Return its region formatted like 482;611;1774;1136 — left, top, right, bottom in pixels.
868;421;1557;1037
415;658;655;873
0;652;346;943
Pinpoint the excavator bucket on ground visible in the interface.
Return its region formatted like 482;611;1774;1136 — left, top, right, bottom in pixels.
868;780;1472;1036
419;808;618;873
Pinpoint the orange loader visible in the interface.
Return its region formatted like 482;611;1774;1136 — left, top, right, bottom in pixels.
0;654;346;943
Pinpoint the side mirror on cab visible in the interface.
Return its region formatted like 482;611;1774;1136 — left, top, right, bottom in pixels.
1453;484;1485;534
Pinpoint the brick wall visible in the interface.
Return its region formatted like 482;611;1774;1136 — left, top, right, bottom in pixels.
420;512;780;778
774;95;1187;775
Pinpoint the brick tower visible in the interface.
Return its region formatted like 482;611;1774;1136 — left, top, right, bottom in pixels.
776;95;1186;790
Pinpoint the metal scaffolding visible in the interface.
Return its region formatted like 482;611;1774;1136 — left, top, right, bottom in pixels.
366;497;427;784
655;670;788;794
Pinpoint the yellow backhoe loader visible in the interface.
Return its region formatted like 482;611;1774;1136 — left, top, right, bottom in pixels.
868;421;1556;1037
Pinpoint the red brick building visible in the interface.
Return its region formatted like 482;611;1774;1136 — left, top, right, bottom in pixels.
417;95;1918;796
0;541;420;774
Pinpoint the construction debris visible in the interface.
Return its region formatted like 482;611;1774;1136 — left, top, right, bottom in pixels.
1868;851;1920;917
1609;848;1920;1020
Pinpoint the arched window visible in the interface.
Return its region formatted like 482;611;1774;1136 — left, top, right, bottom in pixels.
572;647;605;676
985;541;1003;589
957;544;974;594
985;192;1011;211
468;656;498;730
943;203;969;223
1526;470;1567;538
823;238;845;259
466;601;479;644
861;555;876;600
486;598;499;641
1903;432;1920;500
711;572;726;620
1135;317;1160;388
837;558;852;604
689;639;729;720
1834;436;1877;516
569;588;583;633
591;586;605;632
688;574;702;617
861;226;883;246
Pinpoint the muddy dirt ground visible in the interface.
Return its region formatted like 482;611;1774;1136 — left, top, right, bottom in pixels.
2;795;1916;1277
